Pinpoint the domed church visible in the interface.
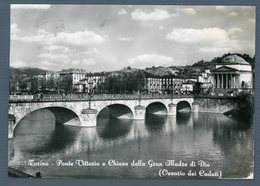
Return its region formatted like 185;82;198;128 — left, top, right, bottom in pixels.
211;54;253;95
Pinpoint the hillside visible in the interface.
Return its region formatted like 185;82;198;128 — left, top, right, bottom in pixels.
9;67;48;78
9;67;49;93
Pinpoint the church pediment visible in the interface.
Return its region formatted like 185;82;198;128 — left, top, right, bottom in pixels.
212;66;238;73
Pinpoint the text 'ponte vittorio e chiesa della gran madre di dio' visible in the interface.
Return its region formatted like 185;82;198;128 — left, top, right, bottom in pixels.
8;4;255;179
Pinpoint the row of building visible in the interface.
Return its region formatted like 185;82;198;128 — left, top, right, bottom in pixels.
13;54;253;96
146;54;253;95
17;69;206;95
30;68;106;94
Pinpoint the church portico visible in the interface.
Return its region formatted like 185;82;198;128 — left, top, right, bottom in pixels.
212;55;252;95
214;72;240;89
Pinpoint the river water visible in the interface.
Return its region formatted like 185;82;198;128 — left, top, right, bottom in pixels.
8;109;253;179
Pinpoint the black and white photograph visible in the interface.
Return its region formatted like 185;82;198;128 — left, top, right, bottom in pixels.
8;4;255;179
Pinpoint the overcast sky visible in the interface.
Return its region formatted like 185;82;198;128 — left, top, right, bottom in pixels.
10;4;255;72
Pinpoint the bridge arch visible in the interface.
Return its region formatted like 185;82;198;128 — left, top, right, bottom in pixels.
146;102;168;115
97;104;134;120
12;106;81;137
176;101;192;113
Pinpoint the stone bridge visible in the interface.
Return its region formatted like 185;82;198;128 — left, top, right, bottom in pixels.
8;95;198;139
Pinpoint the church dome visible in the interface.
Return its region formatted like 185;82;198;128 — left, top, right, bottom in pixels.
221;55;249;65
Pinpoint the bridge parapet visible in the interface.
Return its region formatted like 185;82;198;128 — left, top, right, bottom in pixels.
9;94;194;102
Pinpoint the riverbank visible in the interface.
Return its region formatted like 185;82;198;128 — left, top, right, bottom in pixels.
238;94;254;122
8;167;35;178
222;94;254;123
194;94;254;123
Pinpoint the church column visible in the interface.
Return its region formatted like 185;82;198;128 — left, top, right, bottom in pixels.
233;75;236;88
223;74;226;89
215;75;218;88
227;74;230;88
223;74;227;88
231;74;233;88
223;74;225;89
221;74;223;88
216;74;219;88
226;74;228;89
229;74;232;88
231;74;234;88
214;75;216;88
218;74;221;88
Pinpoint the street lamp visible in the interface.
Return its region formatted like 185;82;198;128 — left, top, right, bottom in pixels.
88;79;93;109
171;85;174;100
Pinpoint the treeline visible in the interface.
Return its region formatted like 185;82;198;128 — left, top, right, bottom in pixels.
101;71;146;94
9;67;49;93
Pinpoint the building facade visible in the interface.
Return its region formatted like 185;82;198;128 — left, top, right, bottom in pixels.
197;69;214;94
59;69;86;92
212;54;253;95
31;75;44;93
42;72;60;92
181;81;194;94
145;77;162;94
161;76;184;94
145;76;198;95
76;74;106;93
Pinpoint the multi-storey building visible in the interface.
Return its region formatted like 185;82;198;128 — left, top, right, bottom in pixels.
76;73;106;93
197;69;214;94
181;80;194;94
42;72;54;91
161;75;183;94
59;68;86;92
144;77;162;94
172;78;183;94
144;75;197;95
31;75;44;93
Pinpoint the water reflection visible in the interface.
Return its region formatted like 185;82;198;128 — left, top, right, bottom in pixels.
31;125;80;154
176;112;192;126
9;110;253;179
13;109;56;154
145;114;167;134
212;116;251;150
97;118;133;140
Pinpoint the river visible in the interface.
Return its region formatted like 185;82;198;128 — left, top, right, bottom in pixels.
8;109;253;179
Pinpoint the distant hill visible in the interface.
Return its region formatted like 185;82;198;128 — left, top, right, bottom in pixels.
10;67;48;77
9;67;49;93
144;66;180;77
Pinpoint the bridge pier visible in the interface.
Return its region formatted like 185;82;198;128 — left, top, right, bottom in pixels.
8;116;16;159
134;105;146;120
192;103;199;112
8;116;16;139
81;109;98;127
8;124;14;139
168;103;177;116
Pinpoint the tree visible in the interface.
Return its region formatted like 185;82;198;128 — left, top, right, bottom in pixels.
19;82;27;92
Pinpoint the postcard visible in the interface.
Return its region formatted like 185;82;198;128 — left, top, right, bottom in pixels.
8;4;255;179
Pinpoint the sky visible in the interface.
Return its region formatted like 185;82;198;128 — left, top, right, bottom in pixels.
10;4;255;72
